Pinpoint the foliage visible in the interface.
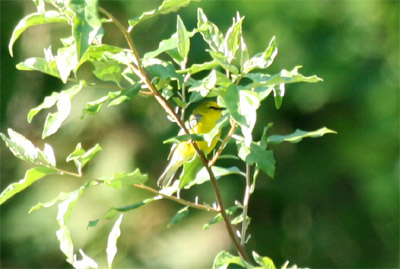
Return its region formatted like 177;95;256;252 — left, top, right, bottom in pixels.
1;0;336;268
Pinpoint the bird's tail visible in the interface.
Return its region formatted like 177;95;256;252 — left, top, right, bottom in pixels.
157;160;182;187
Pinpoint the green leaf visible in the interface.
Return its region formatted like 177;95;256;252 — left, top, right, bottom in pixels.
224;12;244;63
163;133;204;144
203;214;223;230
78;44;124;69
129;0;200;27
16;57;60;78
66;143;102;175
68;0;102;60
179;60;218;75
0;167;57;206
42;82;84;138
167;206;189;228
273;83;285;109
56;181;95;264
268;127;337;144
9;11;68;56
91;59;122;85
176;15;190;68
187;166;245;188
223;85;247;127
30;191;75;214
212;251;251;269
107;214;123;269
246;66;323;88
179;155;203;189
208;50;239;74
90;196;162;227
1;129;56;167
56;44;78;83
238;142;275;178
243;36;277;73
252;251;276;269
238;90;260;146
99;169;148;189
197;8;224;53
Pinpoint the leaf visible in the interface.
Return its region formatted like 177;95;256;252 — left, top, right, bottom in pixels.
56;44;78;83
30;191;75;214
66;143;102;175
187;166;245;189
179;60;219;75
212;251;251;269
243;36;278;73
208;50;239;74
176;15;190;68
238;142;275;178
273;83;285;109
197;8;224;53
16;57;60;78
107;214;123;269
89;196;162;227
129;0;200;27
98;169;148;189
73;249;99;269
56;181;96;264
223;85;247;127
78;44;124;69
1;129;56;167
167;206;189;228
268;127;337;144
0;167;57;206
238;90;260;146
179;155;203;189
224;12;244;63
163;133;204;144
91;59;122;85
42;82;84;138
246;66;323;88
252;251;276;269
203;205;241;230
9;11;68;56
68;0;102;60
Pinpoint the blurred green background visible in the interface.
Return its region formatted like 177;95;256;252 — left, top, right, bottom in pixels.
1;0;399;268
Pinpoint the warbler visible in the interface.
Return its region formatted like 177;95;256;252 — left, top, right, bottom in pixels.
157;101;225;187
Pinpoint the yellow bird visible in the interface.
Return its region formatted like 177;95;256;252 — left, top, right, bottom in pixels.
157;101;225;187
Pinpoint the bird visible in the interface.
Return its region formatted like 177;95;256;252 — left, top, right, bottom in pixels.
157;100;225;187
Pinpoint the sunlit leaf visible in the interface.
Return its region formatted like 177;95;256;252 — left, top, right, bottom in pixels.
0;167;57;206
268;127;337;144
129;0;200;27
17;57;60;78
68;0;102;60
203;205;241;230
197;8;224;53
224;12;244;63
163;133;204;144
42;82;84;138
167;206;189;228
98;169;148;189
176;15;190;68
212;251;251;269
187;166;245;188
179;60;218;75
1;129;56;167
208;50;239;74
66;143;102;175
252;251;276;269
56;181;96;264
243;36;277;73
91;59;122;85
107;214;123;269
179;155;203;188
73;249;99;269
238;142;275;178
223;85;247;127
9;11;68;56
56;44;78;83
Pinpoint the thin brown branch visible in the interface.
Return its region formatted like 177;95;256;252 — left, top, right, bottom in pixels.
209;120;236;167
133;184;218;212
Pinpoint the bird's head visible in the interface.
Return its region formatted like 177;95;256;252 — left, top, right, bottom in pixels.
193;101;225;118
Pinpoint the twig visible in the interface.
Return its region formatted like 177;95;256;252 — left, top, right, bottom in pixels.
240;163;251;246
209;119;236;167
133;184;218;212
99;7;250;262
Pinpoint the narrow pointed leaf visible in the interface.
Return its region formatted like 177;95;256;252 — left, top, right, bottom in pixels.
66;143;102;175
0;167;57;206
98;169;148;189
107;214;123;269
252;251;276;269
16;57;60;78
268;127;337;144
9;11;68;56
167;206;189;228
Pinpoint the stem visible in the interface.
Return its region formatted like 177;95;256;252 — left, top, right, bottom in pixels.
209;120;236;167
241;163;251;246
133;184;218;212
99;7;250;263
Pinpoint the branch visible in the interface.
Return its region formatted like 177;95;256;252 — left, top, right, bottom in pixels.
240;164;251;246
99;7;250;262
133;184;218;212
